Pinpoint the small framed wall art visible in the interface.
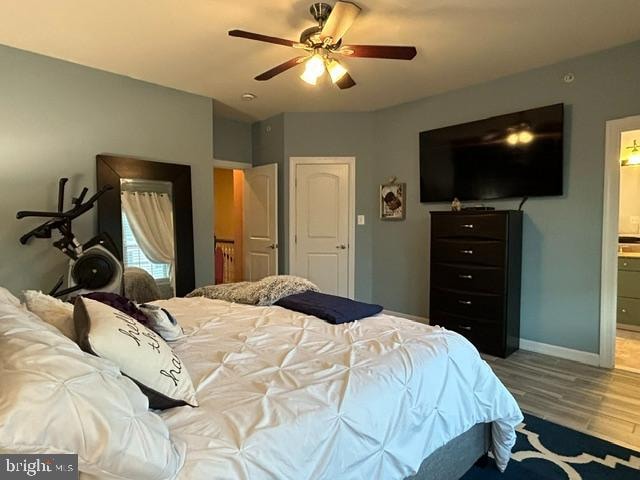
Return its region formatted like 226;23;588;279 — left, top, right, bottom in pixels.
380;178;406;221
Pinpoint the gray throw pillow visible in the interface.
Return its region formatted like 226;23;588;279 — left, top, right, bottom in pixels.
253;275;320;306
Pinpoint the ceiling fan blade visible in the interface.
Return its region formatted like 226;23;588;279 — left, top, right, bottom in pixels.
336;72;356;89
338;45;417;60
229;29;300;48
320;1;361;44
255;57;307;81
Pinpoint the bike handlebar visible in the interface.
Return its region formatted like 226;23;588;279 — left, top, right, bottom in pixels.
17;184;113;244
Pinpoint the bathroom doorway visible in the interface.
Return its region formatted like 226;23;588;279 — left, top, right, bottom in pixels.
600;116;640;370
616;129;640;372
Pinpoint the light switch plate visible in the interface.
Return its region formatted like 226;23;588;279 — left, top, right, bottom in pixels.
357;215;365;225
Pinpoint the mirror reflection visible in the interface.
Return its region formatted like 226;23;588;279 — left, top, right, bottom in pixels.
120;178;176;300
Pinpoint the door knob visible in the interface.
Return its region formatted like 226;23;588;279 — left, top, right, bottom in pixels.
267;244;278;250
336;244;347;250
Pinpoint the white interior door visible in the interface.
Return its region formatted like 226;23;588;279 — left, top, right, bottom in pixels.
293;162;350;296
243;163;278;281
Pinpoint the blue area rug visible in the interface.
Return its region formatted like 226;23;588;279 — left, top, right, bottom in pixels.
463;414;640;479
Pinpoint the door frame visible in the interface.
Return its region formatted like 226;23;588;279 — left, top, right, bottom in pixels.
289;157;356;299
212;159;252;284
213;158;252;170
600;114;640;368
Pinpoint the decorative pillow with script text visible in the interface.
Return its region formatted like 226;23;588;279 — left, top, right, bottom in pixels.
74;297;197;409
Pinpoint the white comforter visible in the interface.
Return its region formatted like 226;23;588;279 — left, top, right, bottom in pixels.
155;297;523;480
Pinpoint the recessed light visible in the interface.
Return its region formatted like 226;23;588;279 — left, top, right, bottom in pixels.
241;93;257;101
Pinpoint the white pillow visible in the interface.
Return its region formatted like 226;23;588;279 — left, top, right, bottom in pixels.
138;303;184;341
0;286;21;307
74;297;198;409
0;299;185;480
23;290;76;341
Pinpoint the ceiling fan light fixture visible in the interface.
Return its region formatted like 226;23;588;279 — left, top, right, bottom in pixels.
300;68;319;85
300;53;325;85
326;58;348;83
229;1;417;89
306;53;326;77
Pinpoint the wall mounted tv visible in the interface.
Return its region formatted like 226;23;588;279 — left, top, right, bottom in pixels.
419;103;564;202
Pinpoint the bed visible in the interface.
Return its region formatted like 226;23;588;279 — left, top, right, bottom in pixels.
151;296;523;479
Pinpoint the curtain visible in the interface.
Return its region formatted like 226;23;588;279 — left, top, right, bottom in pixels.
121;191;175;285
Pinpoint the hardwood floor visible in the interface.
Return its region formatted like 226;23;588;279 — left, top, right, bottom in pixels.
617;329;640;373
482;349;640;450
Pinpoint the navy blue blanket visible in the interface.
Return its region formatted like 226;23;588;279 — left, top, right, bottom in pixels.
275;291;383;325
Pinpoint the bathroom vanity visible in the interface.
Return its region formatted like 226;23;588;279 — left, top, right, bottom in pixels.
618;252;640;330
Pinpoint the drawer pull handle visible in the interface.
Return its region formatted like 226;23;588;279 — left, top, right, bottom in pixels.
459;274;473;279
461;224;474;229
458;300;472;305
624;262;628;267
460;249;474;255
458;325;472;331
622;308;627;313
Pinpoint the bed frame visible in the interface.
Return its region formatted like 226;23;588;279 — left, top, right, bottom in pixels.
406;423;491;480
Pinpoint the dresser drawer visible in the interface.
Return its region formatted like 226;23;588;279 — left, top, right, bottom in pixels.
430;288;504;320
431;263;505;294
432;240;505;266
432;214;507;240
618;270;640;298
430;312;503;356
619;256;640;272
617;297;640;327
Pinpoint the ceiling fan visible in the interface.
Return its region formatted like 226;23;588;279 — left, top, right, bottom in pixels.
228;1;417;89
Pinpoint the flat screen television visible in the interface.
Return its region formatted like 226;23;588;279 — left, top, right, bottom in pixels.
419;103;564;202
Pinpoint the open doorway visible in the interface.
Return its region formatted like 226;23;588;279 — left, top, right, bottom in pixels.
615;129;640;373
214;167;244;284
600;116;640;370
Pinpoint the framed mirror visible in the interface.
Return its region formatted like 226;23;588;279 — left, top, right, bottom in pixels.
96;155;195;297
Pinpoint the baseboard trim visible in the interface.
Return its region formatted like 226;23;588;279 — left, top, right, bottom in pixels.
382;309;429;324
519;339;600;366
382;310;601;367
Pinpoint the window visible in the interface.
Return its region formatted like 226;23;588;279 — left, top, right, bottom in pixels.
121;212;171;280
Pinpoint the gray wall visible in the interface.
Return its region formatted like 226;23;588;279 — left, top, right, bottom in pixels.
252;40;640;354
0;45;215;295
252;112;375;302
213;114;252;164
283;113;375;302
252;114;286;270
372;41;640;354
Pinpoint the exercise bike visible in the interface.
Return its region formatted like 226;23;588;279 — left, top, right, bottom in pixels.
17;178;123;298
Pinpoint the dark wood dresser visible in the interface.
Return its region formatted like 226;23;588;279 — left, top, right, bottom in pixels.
429;210;523;358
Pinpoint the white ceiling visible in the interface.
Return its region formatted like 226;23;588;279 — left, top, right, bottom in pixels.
1;0;639;121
